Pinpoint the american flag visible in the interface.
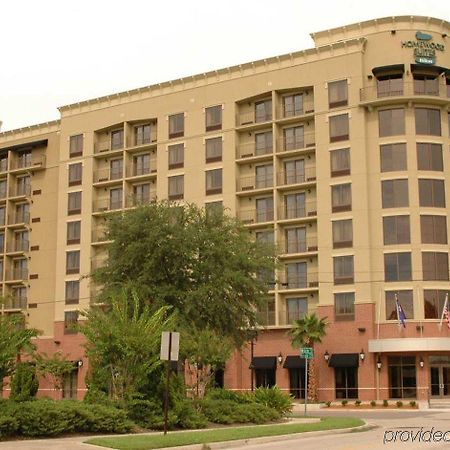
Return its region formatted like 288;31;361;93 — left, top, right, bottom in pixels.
440;293;450;330
395;293;406;328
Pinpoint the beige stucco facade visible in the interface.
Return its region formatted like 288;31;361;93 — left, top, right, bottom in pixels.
1;15;450;402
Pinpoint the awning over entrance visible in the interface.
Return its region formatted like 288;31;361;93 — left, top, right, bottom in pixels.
328;353;359;368
410;64;450;76
372;64;405;77
283;355;306;369
369;338;450;353
249;356;277;370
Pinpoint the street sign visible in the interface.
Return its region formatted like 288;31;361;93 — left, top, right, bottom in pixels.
300;347;314;359
160;331;180;361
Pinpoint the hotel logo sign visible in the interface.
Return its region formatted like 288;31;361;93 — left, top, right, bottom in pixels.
401;31;445;65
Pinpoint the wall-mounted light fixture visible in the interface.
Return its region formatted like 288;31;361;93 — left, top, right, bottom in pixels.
419;357;424;368
324;351;330;363
359;349;365;361
376;357;382;370
277;352;283;365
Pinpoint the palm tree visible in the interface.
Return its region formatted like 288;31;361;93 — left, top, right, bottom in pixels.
288;313;327;402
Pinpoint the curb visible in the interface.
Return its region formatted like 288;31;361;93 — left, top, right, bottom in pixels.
153;421;371;450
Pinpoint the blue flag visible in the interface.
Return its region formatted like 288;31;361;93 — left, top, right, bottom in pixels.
395;295;406;328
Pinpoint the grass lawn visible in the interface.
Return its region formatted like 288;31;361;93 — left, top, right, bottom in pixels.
86;417;364;449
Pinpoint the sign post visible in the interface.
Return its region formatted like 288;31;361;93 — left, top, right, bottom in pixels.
300;347;313;416
160;331;180;435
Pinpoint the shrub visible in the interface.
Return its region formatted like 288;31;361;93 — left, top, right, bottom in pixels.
0;416;19;438
9;363;39;402
125;399;162;428
355;400;361;406
252;386;293;415
341;400;348;406
370;400;377;407
205;388;251;404
175;400;208;429
409;401;417;408
325;401;331;407
383;400;389;407
396;401;403;408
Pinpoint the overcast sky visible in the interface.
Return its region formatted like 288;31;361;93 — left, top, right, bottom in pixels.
1;0;449;131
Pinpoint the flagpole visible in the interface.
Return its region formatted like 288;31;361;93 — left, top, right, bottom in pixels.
439;293;448;331
395;292;400;331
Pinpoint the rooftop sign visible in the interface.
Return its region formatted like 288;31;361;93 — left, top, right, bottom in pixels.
401;31;445;65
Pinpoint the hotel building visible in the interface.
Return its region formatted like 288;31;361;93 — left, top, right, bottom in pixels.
1;15;450;405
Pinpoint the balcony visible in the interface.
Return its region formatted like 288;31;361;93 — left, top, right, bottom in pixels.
276;131;315;154
9;184;31;199
360;82;450;106
0;159;8;173
8;212;30;226
0;189;7;201
93;168;123;185
256;308;276;327
278;308;310;326
4;296;27;310
278;201;317;222
92;198;123;214
125;193;157;208
276;167;316;188
237;175;273;193
5;268;28;282
10;155;46;172
6;240;29;254
91;228;110;244
236;110;272;128
278;236;318;256
90;257;106;272
278;272;319;291
127;131;158;150
276;101;314;122
238;209;274;225
125;162;157;180
236;142;273;160
94;138;124;155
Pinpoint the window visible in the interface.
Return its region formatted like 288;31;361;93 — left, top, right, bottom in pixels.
254;164;273;189
256;229;274;245
205;105;222;131
169;113;184;138
15;203;29;223
68;192;82;215
65;281;80;305
0;154;7;172
283;126;304;151
418;179;445;207
13;258;27;280
335;367;358;399
285;227;306;253
255;99;272;123
284;160;305;184
66;251;80;275
422;252;449;281
388;356;416;399
329;114;349;142
328;80;348;108
381;179;408;208
283;94;304;117
110;159;123;180
133;153;151;176
286;297;308;322
205;201;223;216
330;148;350;177
380;143;407;172
256;197;274;222
0;180;6;199
413;75;439;96
12;287;27;309
255;131;273;155
68;163;82;186
332;219;353;248
109;188;123;210
16;176;30;196
417;143;443;171
384;252;412;281
168;175;184;200
333;255;354;285
0;207;5;226
415;108;441;136
284;192;305;219
205;137;222;162
168;143;184;169
286;262;307;289
385;291;414;320
377;74;403;97
135;124;151;146
62;369;78;399
14;231;28;254
421;215;447;244
111;129;124;150
0;233;4;252
205;169;222;195
331;183;351;212
424;290;450;319
64;311;78;335
67;221;81;245
69;135;83;157
133;183;151;204
17;150;32;169
383;216;410;245
0;259;3;280
379;108;405;136
335;292;355;321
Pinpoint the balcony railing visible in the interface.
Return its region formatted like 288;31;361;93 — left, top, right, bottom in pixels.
9;212;30;225
6;268;28;281
93;168;123;183
4;297;27;309
236;142;273;159
128;130;158;148
10;155;46;170
278;201;317;220
238;209;274;224
278;309;308;326
126;161;157;177
276;101;314;120
9;184;31;197
360;82;450;102
277;167;316;186
94;139;124;154
0;160;8;173
0;189;7;200
256;309;276;326
276;131;316;153
91;228;109;243
125;193;157;208
278;236;318;254
237;175;273;192
7;240;29;253
279;272;319;290
91;258;106;272
93;198;123;213
237;110;272;127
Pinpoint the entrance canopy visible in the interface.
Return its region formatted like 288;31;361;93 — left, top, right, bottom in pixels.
369;338;450;353
328;353;359;368
250;356;277;370
283;355;306;369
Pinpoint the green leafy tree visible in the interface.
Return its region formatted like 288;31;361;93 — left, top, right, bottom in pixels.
36;352;76;392
288;313;327;402
0;313;39;396
91;202;275;347
9;362;39;401
181;327;234;398
79;290;175;401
